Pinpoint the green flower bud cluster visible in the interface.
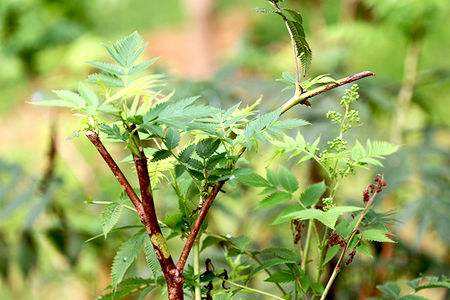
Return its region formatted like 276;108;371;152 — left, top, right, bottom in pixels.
340;84;359;107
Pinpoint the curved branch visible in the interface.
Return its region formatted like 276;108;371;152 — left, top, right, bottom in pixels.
280;71;375;114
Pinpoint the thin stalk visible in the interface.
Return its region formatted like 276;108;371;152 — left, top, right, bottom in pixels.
223;279;285;300
301;219;314;270
193;239;201;300
316;227;329;282
319;191;379;300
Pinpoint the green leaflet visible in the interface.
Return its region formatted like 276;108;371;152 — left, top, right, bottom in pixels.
273;206;363;229
99;124;127;141
111;231;146;289
244;110;281;147
104;31;146;68
322;245;340;266
179;144;195;162
234;168;270;188
265;270;295;283
259;247;300;262
164;128;180;150
281;8;312;75
101;202;123;238
362;229;395;243
351;140;399;167
377;282;401;298
257;191;291;209
196;138;221;159
278;166;299;192
98;277;155;300
143;96;219;129
151;149;171;162
143;239;162;278
299;181;327;207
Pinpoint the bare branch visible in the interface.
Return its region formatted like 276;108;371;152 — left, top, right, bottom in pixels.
177;181;224;271
85;131;142;210
280;71;375;114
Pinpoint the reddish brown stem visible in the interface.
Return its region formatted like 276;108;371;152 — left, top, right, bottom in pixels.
86;131;183;299
85;131;142;210
177;181;224;271
280;71;375;113
133;153;183;299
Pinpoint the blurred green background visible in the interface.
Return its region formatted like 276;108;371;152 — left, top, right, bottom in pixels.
0;0;449;299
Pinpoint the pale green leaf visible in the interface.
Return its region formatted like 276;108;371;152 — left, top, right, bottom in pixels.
320;206;364;229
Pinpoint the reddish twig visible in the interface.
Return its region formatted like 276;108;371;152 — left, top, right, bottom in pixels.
86;130;183;299
85;131;142;210
280;71;375;113
177;181;224;271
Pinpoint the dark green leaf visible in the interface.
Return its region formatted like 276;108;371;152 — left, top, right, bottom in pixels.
175;164;186;177
185;158;203;171
278;167;299;192
18;230;37;277
196;138;221;159
151;149;172;162
265;270;295;283
187;169;204;180
179;145;195;163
